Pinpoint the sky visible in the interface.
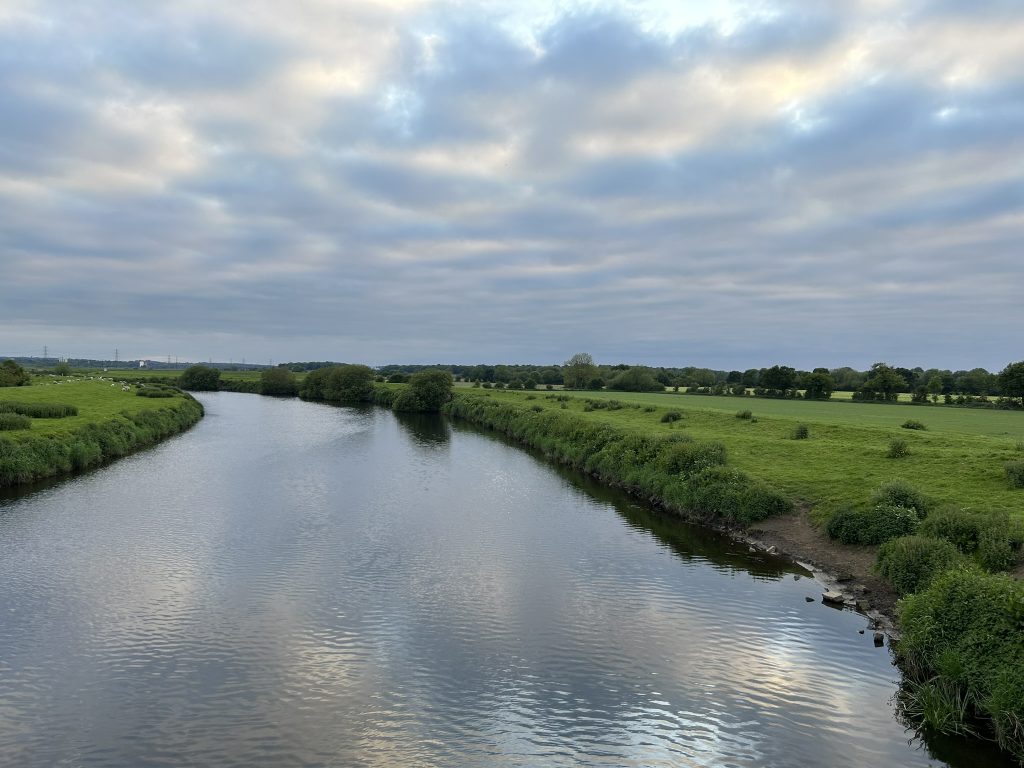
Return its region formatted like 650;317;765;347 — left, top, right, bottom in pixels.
1;0;1022;370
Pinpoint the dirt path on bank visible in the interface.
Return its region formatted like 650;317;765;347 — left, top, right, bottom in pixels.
743;507;901;623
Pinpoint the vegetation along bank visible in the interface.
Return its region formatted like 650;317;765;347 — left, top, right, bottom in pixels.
442;388;1024;762
0;363;204;488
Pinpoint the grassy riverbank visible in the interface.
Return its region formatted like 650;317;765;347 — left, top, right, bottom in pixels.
0;378;203;487
444;388;1024;760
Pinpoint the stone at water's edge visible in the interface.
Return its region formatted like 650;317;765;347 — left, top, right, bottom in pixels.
873;632;885;647
822;590;845;604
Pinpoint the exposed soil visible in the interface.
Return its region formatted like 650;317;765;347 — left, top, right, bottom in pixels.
741;505;901;630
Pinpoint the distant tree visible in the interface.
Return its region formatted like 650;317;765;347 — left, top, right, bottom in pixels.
179;364;220;391
760;365;797;392
387;372;408;384
563;353;597;389
54;361;71;376
608;366;664;392
324;364;376;402
587;376;605;390
726;370;742;384
260;367;298;396
998;361;1024;406
524;376;538;390
393;369;453;412
493;365;513;384
802;371;835;400
861;362;907;402
741;368;760;387
540;368;562;385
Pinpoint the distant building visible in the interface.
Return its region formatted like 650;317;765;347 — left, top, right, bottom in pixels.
139;360;146;368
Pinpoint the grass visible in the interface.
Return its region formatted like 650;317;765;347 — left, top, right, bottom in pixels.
466;389;1024;524
0;377;187;436
0;376;203;486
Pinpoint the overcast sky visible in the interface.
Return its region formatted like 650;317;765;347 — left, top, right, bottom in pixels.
1;0;1021;370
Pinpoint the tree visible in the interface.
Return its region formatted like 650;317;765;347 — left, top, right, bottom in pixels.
563;353;596;389
179;364;220;391
760;365;796;392
54;361;71;376
260;367;298;396
324;364;375;402
608;366;664;392
393;369;453;412
862;362;907;402
0;359;30;387
998;361;1024;406
802;371;835;400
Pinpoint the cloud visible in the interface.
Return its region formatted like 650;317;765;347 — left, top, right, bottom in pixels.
0;0;1021;368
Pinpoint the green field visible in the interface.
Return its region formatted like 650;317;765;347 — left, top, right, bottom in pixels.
469;389;1024;523
0;376;192;436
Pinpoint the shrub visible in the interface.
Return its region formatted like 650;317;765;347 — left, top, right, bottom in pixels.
919;507;985;552
643;406;656;413
793;424;809;440
872;479;930;517
179;365;221;391
901;419;927;431
0;413;31;430
977;528;1016;572
827;503;919;545
393;369;453;412
897;569;1024;759
135;388;175;398
660;411;682;423
669;466;790;524
876;535;965;595
1005;460;1024;488
735;409;752;420
886;438;910;458
260;367;298;397
0;359;30;387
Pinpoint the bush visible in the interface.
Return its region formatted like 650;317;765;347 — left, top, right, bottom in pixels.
0;360;30;387
919;507;985;552
179;365;221;391
793;424;809;440
827;503;919;545
886;438;910;458
735;409;752;420
260;367;298;397
897;569;1024;759
393;369;453;412
977;528;1016;572
669;466;790;524
0;413;31;430
876;535;965;595
135;388;175;398
871;479;930;517
607;367;665;392
1005;460;1024;488
901;419;927;431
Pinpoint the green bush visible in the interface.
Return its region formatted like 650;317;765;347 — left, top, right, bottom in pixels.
793;424;809;440
871;479;930;517
179;365;221;391
392;369;453;413
1005;460;1024;488
0;359;30;387
919;507;984;552
977;527;1016;572
875;535;965;595
735;409;752;420
667;466;790;524
660;410;682;423
827;503;919;545
897;569;1024;759
135;388;175;398
0;402;78;417
901;419;927;431
0;413;31;430
260;367;298;397
887;438;910;458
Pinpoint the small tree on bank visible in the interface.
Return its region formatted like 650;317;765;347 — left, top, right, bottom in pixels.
179;364;221;391
393;369;453;412
563;353;596;389
260;367;298;396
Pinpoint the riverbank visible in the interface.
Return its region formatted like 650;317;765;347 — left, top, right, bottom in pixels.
0;378;204;487
445;389;1024;762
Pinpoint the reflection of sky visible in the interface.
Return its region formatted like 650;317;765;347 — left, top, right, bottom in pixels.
0;394;993;767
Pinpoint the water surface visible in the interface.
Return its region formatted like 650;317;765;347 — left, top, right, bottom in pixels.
0;393;1009;766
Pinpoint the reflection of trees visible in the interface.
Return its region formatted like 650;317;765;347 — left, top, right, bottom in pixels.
392;411;451;447
450;419;806;581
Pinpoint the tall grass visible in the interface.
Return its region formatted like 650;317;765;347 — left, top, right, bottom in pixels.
0;402;78;418
0;413;32;431
446;393;790;525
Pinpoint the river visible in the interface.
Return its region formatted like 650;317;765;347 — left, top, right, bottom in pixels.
0;393;1011;767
